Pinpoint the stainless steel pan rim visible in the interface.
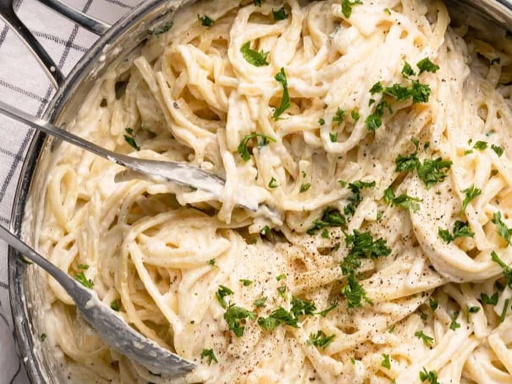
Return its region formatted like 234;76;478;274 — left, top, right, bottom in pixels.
7;0;193;382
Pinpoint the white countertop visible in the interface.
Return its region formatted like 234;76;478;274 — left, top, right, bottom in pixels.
0;0;141;382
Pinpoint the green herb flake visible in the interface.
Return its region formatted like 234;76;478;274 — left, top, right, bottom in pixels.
124;127;140;151
300;183;311;193
200;348;218;365
381;353;391;369
419;368;439;384
492;212;512;245
449;311;461;331
316;303;337;317
341;0;362;18
474;140;488;150
383;188;421;211
318;118;326;126
438;220;474;243
414;330;434;346
369;81;383;94
240;279;253;286
342;272;372;308
152;22;173;36
462;185;481;212
500;298;510;323
75;271;93;289
365;113;382;131
224;305;256;337
307;207;346;235
198;15;215;27
216;285;234;309
416;58;440;75
268;177;278;189
253;296;267;308
351;109;361;121
468;305;480;313
77;264;89;270
402;61;415;77
410;80;431;104
429;298;439;311
492;144;504;157
273;67;291;119
329;132;338;142
491;251;512;288
240;41;270;67
272;7;288;20
309;330;335;349
208;259;216;266
416;158;452;188
345;229;392;260
480;292;499;305
237;133;276;161
258;307;298;330
110;299;121;312
333;107;346;125
39;333;47;342
290;296;317;318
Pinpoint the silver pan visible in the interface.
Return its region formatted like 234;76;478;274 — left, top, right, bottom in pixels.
6;0;512;383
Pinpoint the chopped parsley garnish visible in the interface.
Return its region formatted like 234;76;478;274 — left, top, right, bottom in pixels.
345;230;392;260
216;285;234;309
342;272;372;308
77;264;89;270
429;298;439;311
290;296;317;318
240;42;270;67
39;333;47;342
402;61;415;77
198;15;215;27
333;107;346;125
500;298;510;323
268;177;278;188
416;158;452;188
329;132;338;142
462;185;481;212
384;83;411;101
383;187;422;211
208;259;216;266
276;273;286;281
365;100;392;131
253;296;267;308
307;207;346;235
110;299;121;311
351;109;361;121
492;212;512;245
414;330;434;346
416;58;440;74
240;279;253;286
438;221;474;243
344;180;376;218
449;312;461;331
468;305;480;313
224;305;256;337
272;67;291;119
272;7;288;20
237;133;276;161
491;251;512;288
369;81;383;94
492;144;504;157
317;303;337;317
381;353;391;369
409;80;431;103
309;331;335;349
300;183;311;193
75;272;93;289
474;140;488;150
124;128;140;151
341;0;362;18
419;368;439;384
258;307;298;330
200;348;218;365
480;292;499;305
152;22;173;36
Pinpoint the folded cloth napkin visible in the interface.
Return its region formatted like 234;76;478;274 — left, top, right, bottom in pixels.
0;0;140;382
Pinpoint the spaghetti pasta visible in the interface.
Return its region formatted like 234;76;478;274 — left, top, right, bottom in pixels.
33;0;512;382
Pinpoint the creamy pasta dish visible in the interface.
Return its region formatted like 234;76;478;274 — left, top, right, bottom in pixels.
33;0;512;382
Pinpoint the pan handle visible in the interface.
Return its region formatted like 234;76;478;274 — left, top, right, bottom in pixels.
0;0;64;88
0;0;112;89
37;0;111;36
